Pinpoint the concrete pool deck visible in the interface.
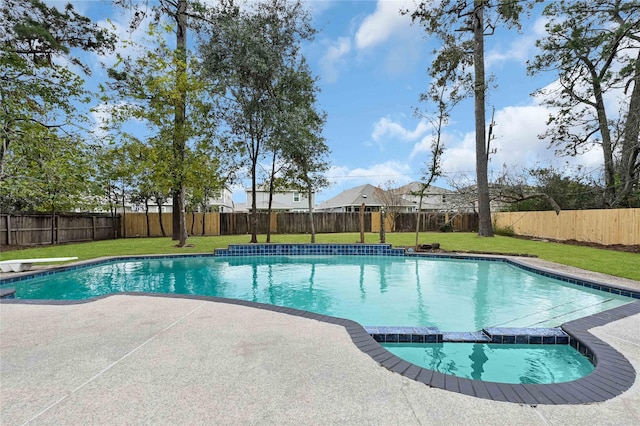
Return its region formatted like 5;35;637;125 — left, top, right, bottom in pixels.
1;257;640;425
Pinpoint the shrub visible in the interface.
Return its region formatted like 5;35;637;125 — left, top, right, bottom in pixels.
494;225;515;237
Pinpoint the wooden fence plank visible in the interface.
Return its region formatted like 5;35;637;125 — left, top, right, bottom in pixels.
492;209;639;245
0;214;119;247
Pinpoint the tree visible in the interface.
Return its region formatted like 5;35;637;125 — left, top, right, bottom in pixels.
278;63;330;243
1;0;115;211
528;0;640;207
374;181;408;234
409;0;539;236
0;130;95;242
411;63;466;248
491;166;562;214
199;0;315;243
103;21;222;246
499;166;601;211
266;60;329;243
185;141;226;235
112;0;214;246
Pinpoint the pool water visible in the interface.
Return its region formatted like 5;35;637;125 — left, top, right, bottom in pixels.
8;255;633;332
383;343;595;384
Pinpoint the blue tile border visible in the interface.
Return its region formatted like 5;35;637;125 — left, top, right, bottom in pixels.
1;245;639;405
214;243;406;257
364;326;571;345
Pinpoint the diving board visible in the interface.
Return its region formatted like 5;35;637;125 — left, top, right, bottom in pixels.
0;257;78;273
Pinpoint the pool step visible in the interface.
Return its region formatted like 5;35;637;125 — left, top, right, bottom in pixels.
364;326;570;345
482;327;570;345
442;331;490;342
365;326;442;343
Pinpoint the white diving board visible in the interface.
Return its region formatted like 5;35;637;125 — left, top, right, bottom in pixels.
0;257;79;273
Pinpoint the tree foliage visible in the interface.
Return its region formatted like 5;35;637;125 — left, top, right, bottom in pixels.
199;0;316;243
409;0;539;236
529;0;640;207
102;21;226;243
499;167;603;211
0;0;115;213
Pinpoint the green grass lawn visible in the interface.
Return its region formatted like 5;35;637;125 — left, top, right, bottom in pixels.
1;232;638;281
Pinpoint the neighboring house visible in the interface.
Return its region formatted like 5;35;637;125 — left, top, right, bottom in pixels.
451;184;509;213
395;181;453;212
121;187;235;213
236;186;314;212
315;184;414;213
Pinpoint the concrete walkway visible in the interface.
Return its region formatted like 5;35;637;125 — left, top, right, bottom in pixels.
1;293;639;425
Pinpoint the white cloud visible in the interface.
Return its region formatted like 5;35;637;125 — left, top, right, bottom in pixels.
409;131;457;160
320;37;351;83
90;103;114;139
485;17;548;69
441;132;477;176
439;102;605;180
304;0;337;17
371;117;429;144
354;0;414;50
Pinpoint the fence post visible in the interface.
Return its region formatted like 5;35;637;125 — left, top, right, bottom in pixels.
359;203;365;243
6;214;12;246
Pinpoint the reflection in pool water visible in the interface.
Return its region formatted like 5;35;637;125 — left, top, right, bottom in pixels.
8;255;634;332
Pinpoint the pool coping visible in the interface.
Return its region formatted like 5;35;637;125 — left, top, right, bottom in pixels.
1;249;639;405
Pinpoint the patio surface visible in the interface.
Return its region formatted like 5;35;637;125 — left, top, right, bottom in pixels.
1;257;640;425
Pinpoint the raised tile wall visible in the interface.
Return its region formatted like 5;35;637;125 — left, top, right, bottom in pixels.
365;326;571;345
215;243;406;257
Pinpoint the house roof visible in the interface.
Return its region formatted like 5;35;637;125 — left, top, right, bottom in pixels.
395;181;451;196
235;199;297;212
316;184;413;210
245;185;304;193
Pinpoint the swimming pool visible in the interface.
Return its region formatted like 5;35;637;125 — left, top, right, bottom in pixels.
2;245;638;401
5;255;633;332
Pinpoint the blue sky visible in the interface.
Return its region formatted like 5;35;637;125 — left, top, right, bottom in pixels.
59;1;607;204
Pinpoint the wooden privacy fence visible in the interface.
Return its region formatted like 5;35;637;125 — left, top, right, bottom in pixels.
0;214;119;246
492;208;640;245
122;211;477;237
122;212;221;238
392;212;478;233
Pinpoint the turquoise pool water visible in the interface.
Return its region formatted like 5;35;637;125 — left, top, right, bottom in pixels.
7;255;633;332
383;343;595;384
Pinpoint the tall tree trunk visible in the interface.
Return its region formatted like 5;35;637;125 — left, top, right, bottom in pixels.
50;205;56;245
618;50;640;205
415;191;424;249
172;193;180;240
157;200;166;237
250;149;258;243
144;199;150;237
173;0;188;247
473;1;493;237
202;206;206;236
307;181;315;243
266;152;277;243
590;68;616;205
121;183;126;239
